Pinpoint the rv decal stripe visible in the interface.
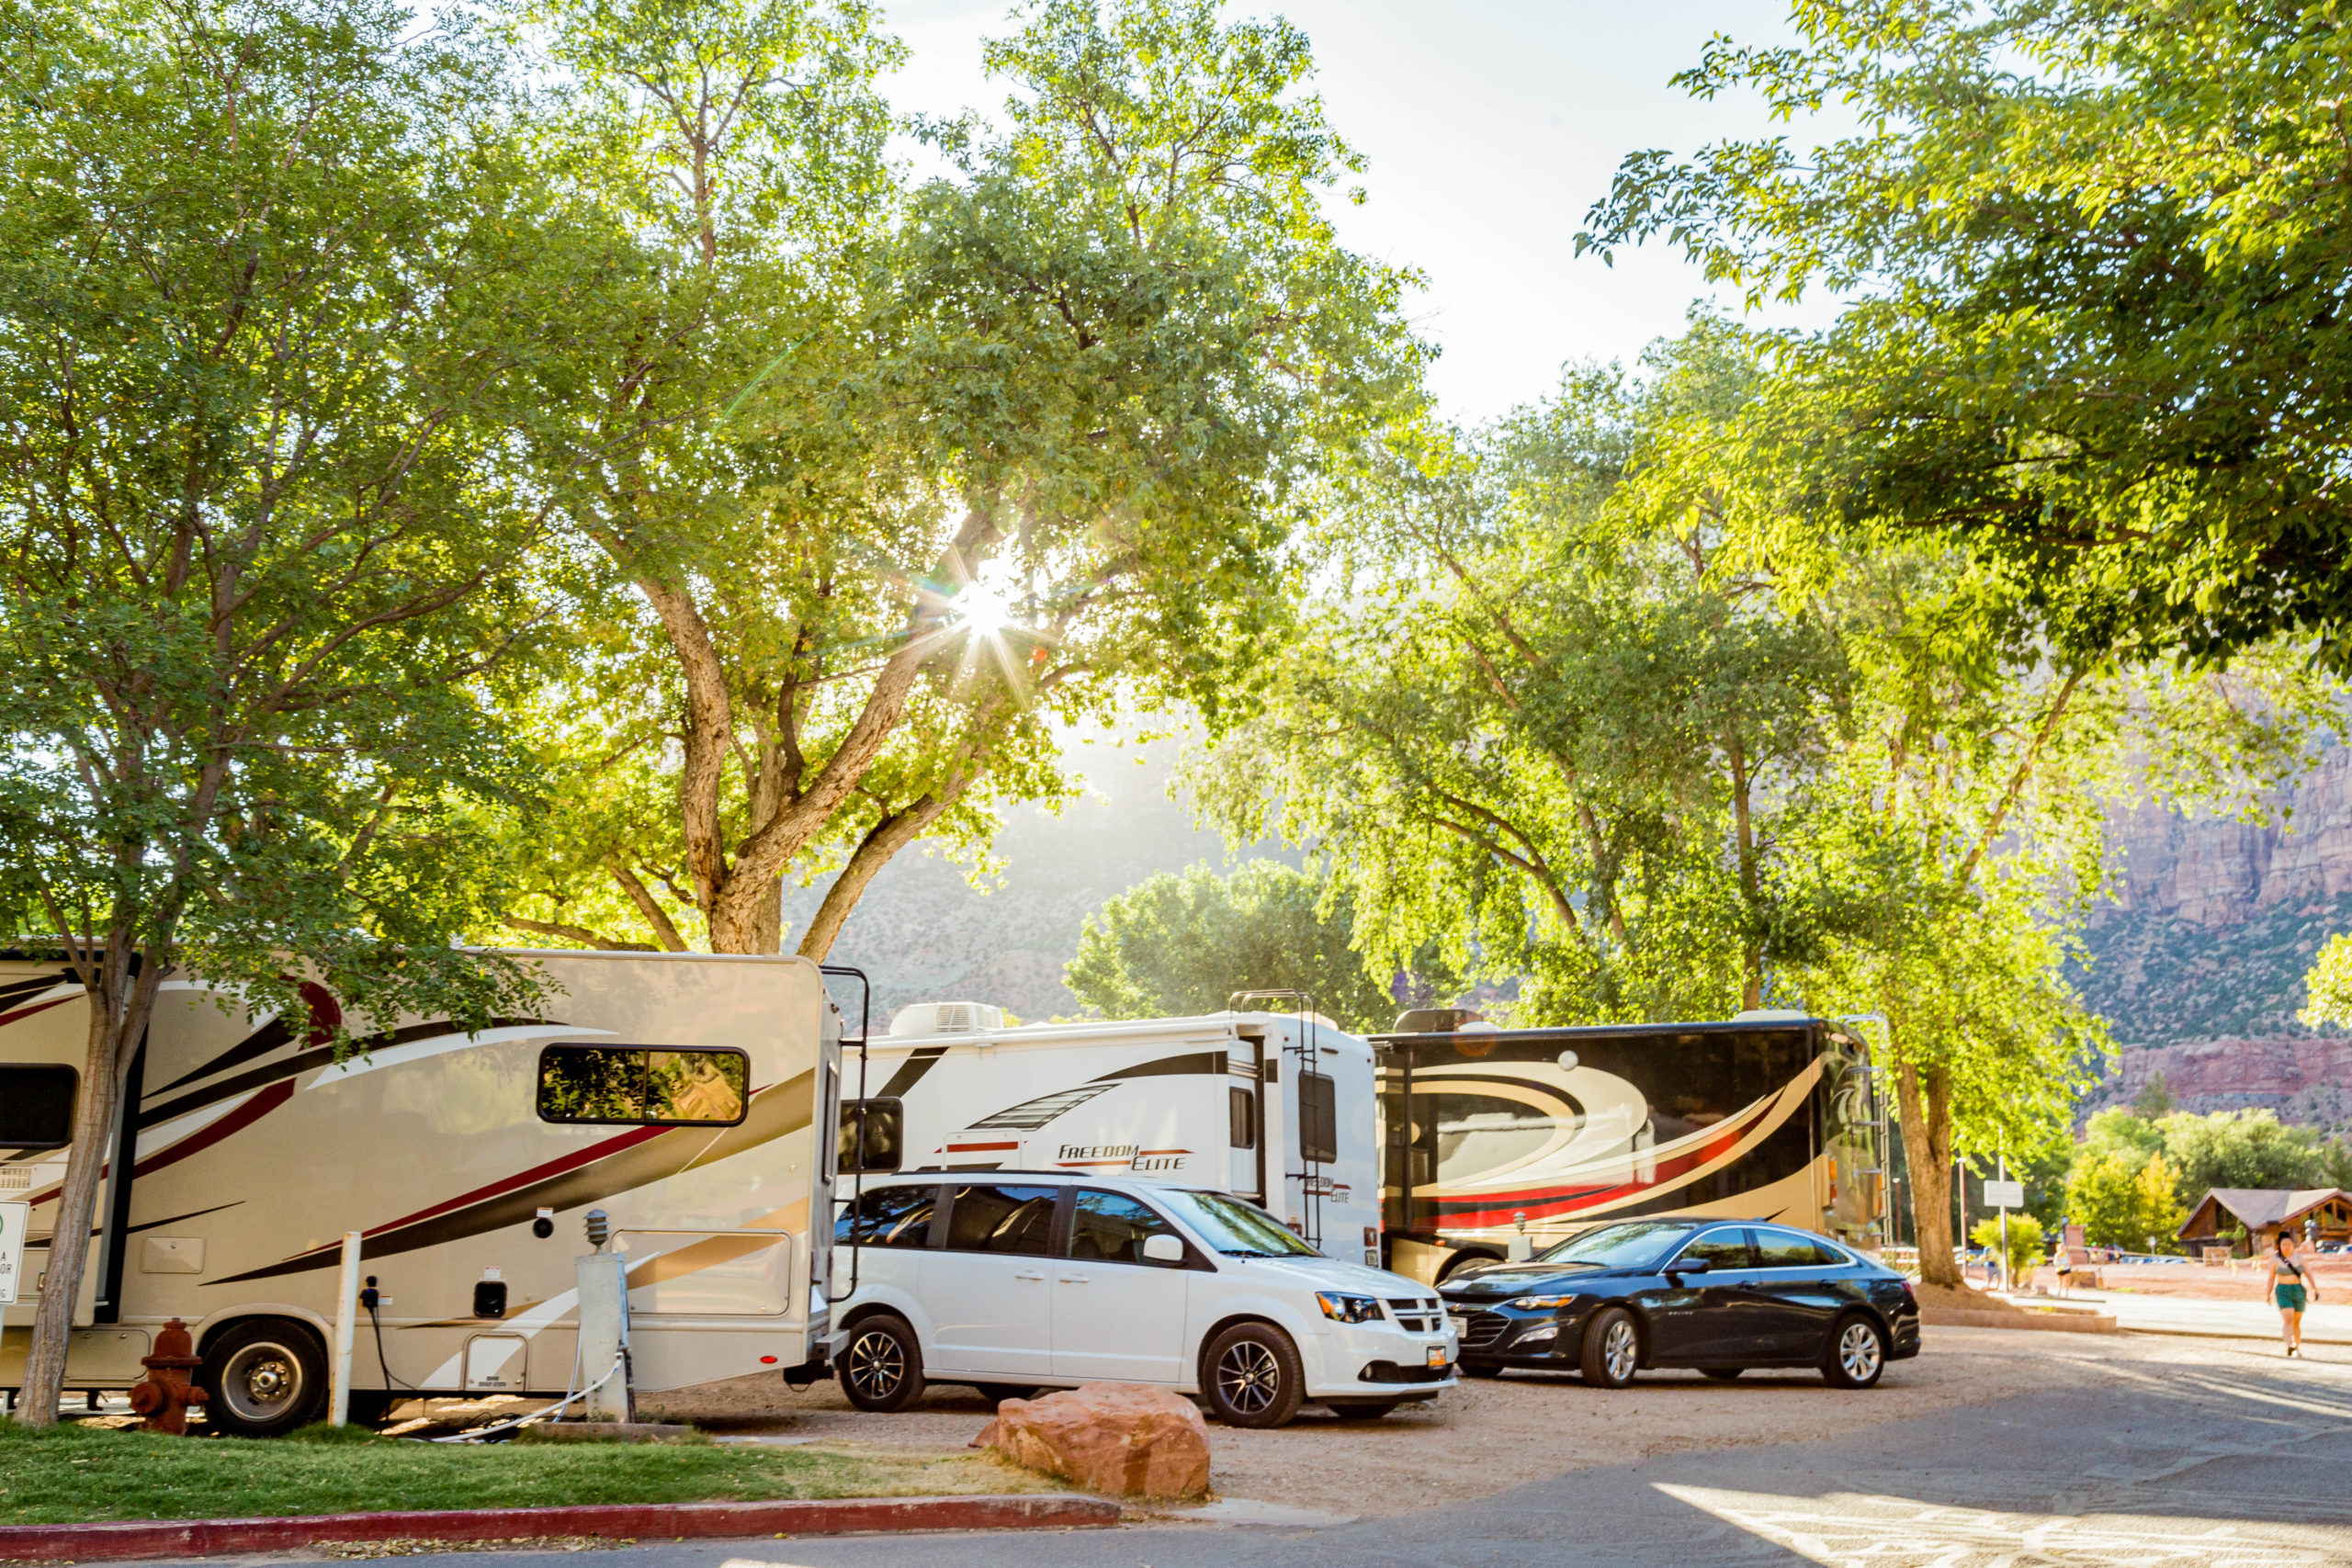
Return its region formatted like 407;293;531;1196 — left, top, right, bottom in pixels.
205;1071;819;1286
22;1083;295;1207
0;997;73;1031
151;1018;297;1094
1090;1052;1227;1082
875;1047;947;1100
137;1018;558;1129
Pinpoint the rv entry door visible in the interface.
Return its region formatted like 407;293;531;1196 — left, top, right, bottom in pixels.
1227;1038;1262;1199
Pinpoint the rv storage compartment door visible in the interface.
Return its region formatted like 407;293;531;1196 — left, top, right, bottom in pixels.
620;1228;793;1315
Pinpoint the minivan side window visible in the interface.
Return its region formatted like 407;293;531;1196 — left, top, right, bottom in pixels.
537;1046;749;1126
0;1065;76;1149
837;1184;940;1248
1068;1190;1182;1266
942;1183;1057;1256
1298;1071;1337;1163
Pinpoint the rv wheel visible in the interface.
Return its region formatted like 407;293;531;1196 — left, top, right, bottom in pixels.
200;1318;329;1438
839;1314;927;1413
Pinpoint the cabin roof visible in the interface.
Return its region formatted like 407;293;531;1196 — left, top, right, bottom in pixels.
2177;1187;2349;1236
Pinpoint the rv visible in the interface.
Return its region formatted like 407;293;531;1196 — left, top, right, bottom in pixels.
1375;1010;1883;1283
0;950;842;1434
839;1005;1382;1266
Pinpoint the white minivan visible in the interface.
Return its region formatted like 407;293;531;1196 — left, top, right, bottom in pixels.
823;1172;1457;1426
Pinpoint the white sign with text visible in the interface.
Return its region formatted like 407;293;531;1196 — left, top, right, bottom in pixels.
0;1201;28;1305
1981;1179;2026;1209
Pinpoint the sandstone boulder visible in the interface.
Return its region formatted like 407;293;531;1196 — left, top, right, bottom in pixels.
973;1382;1211;1500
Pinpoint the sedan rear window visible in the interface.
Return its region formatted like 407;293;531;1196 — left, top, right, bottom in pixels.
1757;1230;1846;1268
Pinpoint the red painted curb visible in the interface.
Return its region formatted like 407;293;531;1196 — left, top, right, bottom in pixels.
0;1494;1120;1562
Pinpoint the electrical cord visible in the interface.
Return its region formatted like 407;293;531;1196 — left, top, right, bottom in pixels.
364;1285;420;1393
422;1350;627;1443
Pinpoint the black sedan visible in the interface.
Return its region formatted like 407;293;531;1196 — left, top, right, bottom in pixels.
1438;1218;1920;1389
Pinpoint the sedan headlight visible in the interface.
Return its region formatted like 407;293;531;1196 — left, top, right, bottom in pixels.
1317;1292;1382;1324
1509;1294;1581;1311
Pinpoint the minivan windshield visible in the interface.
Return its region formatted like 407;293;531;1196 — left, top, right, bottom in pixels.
1532;1220;1700;1272
1156;1190;1318;1258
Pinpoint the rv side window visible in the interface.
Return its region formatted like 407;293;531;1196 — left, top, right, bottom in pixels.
0;1065;76;1149
536;1046;749;1126
1298;1071;1337;1163
838;1098;904;1173
1228;1086;1256;1149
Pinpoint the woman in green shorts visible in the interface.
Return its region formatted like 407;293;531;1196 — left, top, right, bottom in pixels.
2263;1232;2318;1357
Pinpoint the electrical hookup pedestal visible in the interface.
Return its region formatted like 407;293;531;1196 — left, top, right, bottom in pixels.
573;1208;635;1425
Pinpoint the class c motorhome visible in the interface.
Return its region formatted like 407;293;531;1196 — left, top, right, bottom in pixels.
0;950;842;1433
839;1007;1382;1266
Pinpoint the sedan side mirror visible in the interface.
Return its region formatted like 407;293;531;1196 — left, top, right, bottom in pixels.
1666;1256;1711;1277
1142;1234;1185;1264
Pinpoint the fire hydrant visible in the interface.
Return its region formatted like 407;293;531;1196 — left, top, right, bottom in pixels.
128;1318;208;1435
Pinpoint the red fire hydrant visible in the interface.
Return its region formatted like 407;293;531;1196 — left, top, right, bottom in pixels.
128;1318;208;1435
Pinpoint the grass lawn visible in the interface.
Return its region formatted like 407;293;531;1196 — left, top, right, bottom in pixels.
0;1420;1057;1527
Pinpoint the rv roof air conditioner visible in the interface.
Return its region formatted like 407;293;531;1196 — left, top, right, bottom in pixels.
889;1000;1006;1038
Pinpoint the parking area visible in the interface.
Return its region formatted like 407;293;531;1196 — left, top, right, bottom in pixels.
619;1325;2334;1522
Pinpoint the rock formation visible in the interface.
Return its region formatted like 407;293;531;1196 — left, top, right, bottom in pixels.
974;1382;1213;1499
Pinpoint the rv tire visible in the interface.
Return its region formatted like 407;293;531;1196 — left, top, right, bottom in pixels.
199;1317;329;1438
839;1314;926;1413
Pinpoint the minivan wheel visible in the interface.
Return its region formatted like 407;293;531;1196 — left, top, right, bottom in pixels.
1578;1307;1641;1389
1201;1322;1305;1428
840;1314;927;1413
200;1318;329;1438
1822;1314;1886;1390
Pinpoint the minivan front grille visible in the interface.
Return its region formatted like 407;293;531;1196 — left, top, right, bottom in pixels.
1385;1297;1444;1334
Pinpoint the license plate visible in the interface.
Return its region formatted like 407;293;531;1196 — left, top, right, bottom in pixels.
1426;1344;1449;1370
1447;1314;1469;1336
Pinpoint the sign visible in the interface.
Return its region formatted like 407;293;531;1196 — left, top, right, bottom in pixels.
0;1201;28;1305
1982;1179;2026;1208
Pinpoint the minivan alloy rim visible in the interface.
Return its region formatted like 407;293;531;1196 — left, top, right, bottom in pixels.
1839;1321;1881;1381
1216;1341;1280;1414
1602;1319;1637;1381
848;1329;904;1399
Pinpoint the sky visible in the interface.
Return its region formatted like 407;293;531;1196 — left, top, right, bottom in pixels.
881;0;1847;426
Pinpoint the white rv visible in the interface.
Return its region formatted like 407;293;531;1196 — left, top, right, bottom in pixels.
0;950;842;1434
836;1005;1382;1268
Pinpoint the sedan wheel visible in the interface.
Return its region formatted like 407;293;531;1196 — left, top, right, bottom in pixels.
1578;1306;1641;1389
841;1315;927;1413
1822;1314;1886;1390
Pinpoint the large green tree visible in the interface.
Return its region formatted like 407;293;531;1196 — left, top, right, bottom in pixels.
499;0;1419;957
0;0;578;1423
1580;0;2352;671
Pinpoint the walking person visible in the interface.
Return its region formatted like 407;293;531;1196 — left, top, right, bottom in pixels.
2264;1232;2318;1357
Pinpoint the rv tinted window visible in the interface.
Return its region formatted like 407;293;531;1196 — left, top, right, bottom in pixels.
0;1065;75;1149
943;1183;1057;1256
1298;1072;1337;1163
537;1046;748;1126
838;1184;939;1248
1069;1190;1182;1266
1228;1087;1256;1149
838;1099;904;1174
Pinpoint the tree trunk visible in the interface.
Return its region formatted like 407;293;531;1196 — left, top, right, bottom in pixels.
796;797;958;962
1894;1054;1959;1288
18;961;154;1427
1726;731;1762;1010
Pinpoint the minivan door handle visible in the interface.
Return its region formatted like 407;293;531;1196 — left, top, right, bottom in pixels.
1057;1272;1090;1284
1012;1269;1046;1281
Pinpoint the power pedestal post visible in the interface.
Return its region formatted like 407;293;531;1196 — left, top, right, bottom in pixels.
575;1208;634;1423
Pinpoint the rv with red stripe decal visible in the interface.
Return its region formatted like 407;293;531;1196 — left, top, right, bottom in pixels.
1374;1010;1883;1284
842;1005;1380;1264
0;951;842;1434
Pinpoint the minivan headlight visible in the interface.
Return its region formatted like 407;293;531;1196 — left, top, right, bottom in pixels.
1317;1292;1382;1324
1510;1294;1580;1311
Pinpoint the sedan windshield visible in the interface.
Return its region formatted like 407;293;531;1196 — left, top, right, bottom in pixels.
1157;1190;1317;1257
1532;1220;1700;1271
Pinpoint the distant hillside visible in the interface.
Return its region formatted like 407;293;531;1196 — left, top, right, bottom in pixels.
2075;745;2352;1134
786;739;1295;1030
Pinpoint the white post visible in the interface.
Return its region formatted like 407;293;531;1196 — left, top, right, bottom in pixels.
329;1231;361;1426
1996;1152;2010;1293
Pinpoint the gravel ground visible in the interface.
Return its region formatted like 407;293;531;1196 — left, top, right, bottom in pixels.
621;1326;2291;1521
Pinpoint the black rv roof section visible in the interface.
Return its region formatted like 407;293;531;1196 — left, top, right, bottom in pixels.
1370;1018;1829;1049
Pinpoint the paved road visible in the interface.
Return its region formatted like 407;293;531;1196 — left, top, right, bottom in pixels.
319;1346;2352;1568
2060;1288;2352;1344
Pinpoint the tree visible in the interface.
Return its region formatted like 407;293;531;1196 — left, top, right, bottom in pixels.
2301;933;2352;1028
0;0;575;1424
1580;0;2352;671
498;0;1419;956
1969;1213;2044;1289
1066;861;1399;1032
2158;1109;2328;1208
2068;1150;2187;1253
